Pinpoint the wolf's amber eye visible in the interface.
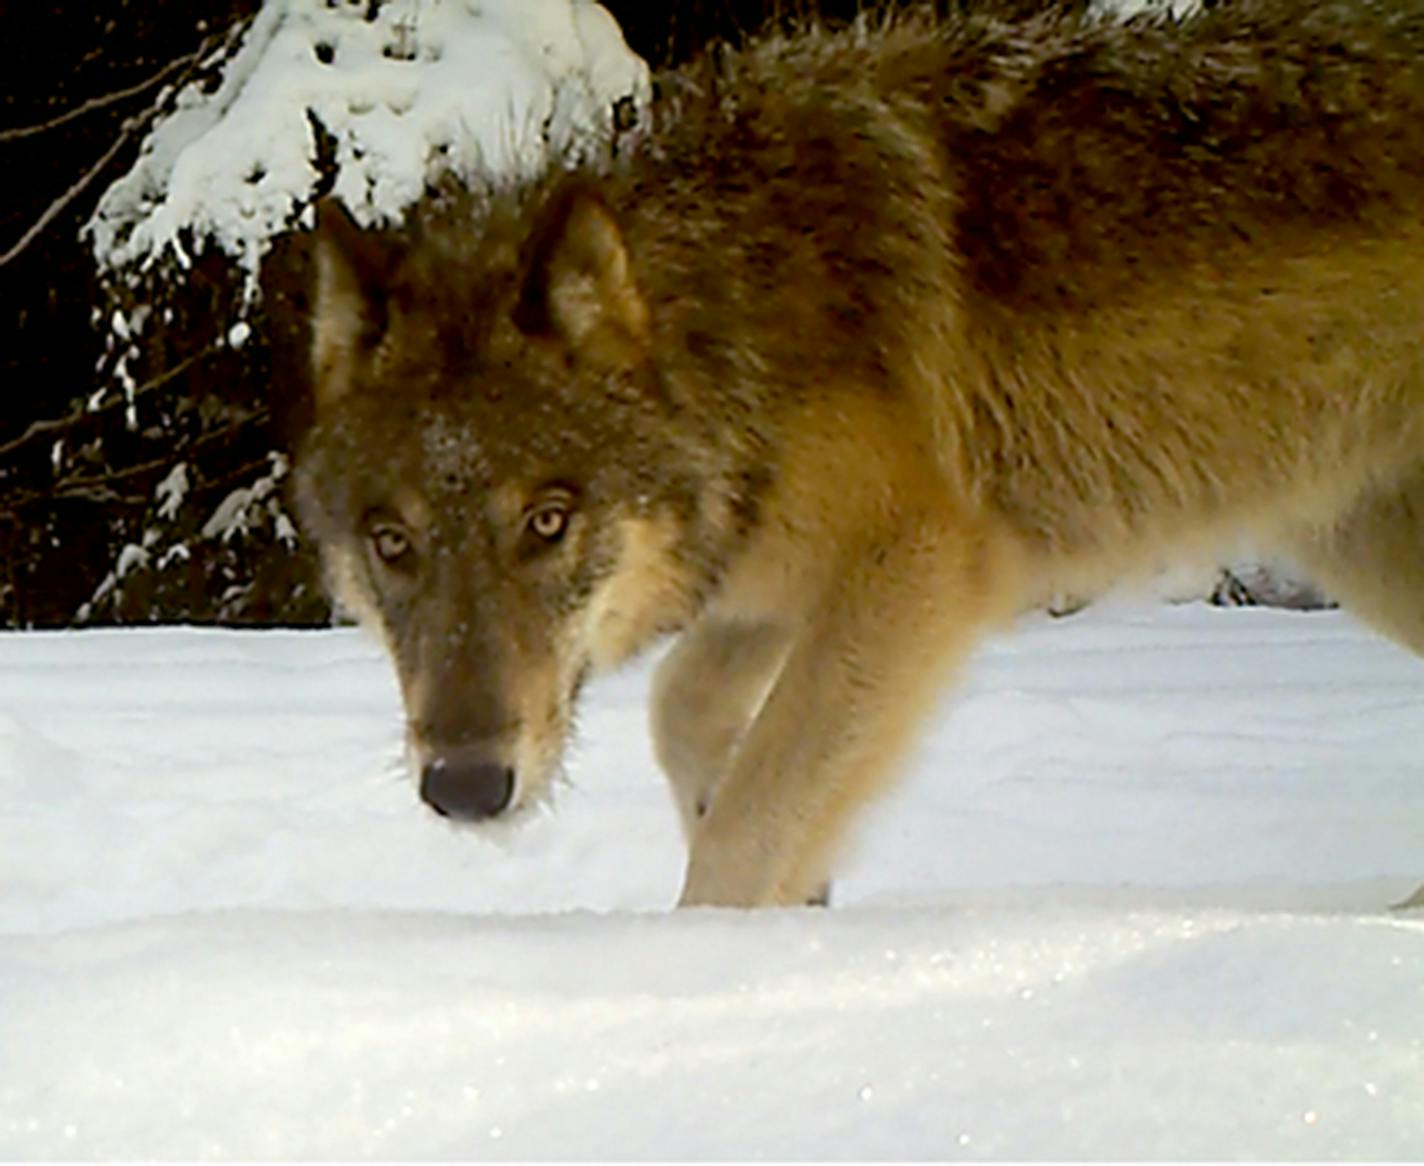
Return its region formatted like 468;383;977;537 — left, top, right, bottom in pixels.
528;505;569;543
371;525;411;564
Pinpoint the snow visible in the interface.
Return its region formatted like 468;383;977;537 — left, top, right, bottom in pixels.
199;452;288;542
153;462;189;521
2;604;1422;1158
87;0;649;288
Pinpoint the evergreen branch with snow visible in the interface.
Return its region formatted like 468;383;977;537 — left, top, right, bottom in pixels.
0;22;245;269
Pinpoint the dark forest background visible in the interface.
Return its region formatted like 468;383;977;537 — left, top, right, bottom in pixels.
1;0;1290;631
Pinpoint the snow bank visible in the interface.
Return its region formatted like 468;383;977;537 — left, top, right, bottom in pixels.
4;906;1420;1159
1;606;1422;1156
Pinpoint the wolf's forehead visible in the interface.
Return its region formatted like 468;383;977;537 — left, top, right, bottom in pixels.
420;413;490;485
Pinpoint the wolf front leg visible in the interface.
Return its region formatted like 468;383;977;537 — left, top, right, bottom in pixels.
678;513;1015;908
651;618;792;839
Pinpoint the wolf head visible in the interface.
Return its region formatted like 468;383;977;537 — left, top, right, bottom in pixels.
293;185;721;821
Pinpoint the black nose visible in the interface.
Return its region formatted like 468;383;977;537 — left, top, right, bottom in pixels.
420;757;515;820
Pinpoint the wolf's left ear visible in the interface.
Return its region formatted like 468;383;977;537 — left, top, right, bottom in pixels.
310;198;401;409
514;183;650;367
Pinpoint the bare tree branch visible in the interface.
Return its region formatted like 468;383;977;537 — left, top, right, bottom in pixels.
0;113;154;268
0;51;200;143
0;482;147;515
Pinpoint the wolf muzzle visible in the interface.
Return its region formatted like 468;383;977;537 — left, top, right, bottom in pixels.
419;752;515;820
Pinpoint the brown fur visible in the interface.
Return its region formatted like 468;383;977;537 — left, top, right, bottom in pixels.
293;0;1424;906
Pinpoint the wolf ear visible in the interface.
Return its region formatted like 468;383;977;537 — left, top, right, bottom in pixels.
310;198;400;409
514;183;649;367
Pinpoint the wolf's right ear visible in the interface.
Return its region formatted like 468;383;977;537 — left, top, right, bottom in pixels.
310;198;399;409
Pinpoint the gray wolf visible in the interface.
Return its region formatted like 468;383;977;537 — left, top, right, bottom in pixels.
292;0;1424;907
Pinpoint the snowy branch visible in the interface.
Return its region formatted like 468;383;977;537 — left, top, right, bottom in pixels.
48;408;269;502
0;345;221;463
0;26;236;270
0;401;266;515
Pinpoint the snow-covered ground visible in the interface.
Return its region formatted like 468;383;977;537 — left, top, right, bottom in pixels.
1;603;1421;1158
